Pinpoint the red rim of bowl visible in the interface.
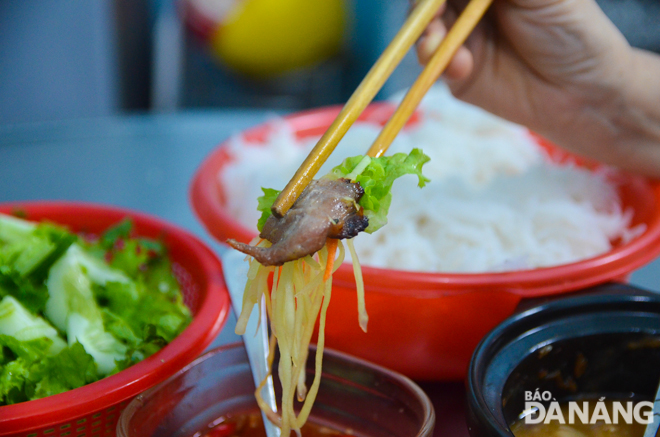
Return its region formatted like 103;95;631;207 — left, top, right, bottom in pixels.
190;104;660;299
0;201;230;433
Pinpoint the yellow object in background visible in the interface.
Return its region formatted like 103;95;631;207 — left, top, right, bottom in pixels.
211;0;345;78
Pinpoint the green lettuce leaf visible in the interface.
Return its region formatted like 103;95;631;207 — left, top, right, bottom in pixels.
28;342;99;400
0;216;77;313
0;358;30;404
330;148;430;232
0;338;98;404
99;219;133;249
0;214;191;405
0;335;53;362
95;219;165;278
255;149;430;234
0;271;48;315
256;188;281;232
91;249;191;370
0;296;66;355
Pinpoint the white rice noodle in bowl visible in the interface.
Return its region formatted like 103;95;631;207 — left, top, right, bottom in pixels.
219;84;645;274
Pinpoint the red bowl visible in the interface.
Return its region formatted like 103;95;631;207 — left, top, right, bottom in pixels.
0;201;230;436
190;104;660;380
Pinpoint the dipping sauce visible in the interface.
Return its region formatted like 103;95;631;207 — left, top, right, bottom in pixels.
193;412;353;437
510;399;649;437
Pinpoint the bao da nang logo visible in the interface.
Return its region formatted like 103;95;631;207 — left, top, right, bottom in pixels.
522;390;655;425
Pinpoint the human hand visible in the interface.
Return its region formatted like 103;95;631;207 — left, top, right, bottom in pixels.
410;0;660;178
415;0;631;134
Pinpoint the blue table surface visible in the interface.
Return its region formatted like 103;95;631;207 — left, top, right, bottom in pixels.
1;111;659;436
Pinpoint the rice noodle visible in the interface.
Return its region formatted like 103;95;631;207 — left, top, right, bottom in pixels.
235;239;358;436
347;238;368;332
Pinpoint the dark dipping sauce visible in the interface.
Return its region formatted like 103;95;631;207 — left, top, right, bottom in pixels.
192;412;354;437
498;333;660;437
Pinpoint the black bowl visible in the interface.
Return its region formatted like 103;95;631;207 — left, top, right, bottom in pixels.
466;282;660;437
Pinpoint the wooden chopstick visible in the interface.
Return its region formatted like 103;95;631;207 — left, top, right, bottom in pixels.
366;0;493;158
271;0;447;218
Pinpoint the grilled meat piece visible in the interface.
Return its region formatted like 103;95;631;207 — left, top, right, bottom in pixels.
228;178;368;266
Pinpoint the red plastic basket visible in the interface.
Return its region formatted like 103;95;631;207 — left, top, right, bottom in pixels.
0;201;231;437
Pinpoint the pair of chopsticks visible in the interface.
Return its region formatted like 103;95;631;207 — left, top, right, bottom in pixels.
272;0;493;218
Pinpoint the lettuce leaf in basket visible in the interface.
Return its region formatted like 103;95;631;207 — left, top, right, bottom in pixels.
28;342;99;400
91;225;191;361
0;213;192;406
0;290;98;404
0;334;98;404
0;215;76;313
255;148;430;233
0;358;30;404
94;218;167;278
95;276;191;372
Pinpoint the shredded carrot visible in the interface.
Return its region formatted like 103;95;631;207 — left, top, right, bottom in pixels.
267;266;283;298
323;239;338;282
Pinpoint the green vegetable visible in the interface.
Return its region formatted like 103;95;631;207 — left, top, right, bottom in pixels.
0;215;77;313
256;188;281;233
98;219;133;249
28;342;98;400
0;213;191;405
45;244;131;374
255;148;430;233
0;296;66;355
0;339;99;404
329;148;430;232
0;214;35;243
